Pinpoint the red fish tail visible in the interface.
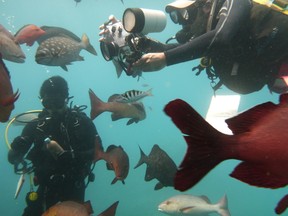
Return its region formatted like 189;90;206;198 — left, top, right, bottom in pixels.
164;99;227;191
275;194;288;215
89;88;105;120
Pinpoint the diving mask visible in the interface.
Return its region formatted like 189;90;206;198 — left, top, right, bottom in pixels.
41;95;67;110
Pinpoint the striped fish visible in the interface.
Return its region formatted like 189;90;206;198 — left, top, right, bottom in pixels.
116;88;152;103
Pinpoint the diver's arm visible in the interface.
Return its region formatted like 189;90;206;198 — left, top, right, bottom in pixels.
8;122;36;164
164;0;252;66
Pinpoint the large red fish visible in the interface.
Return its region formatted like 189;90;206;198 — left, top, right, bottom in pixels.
164;94;288;214
0;55;20;122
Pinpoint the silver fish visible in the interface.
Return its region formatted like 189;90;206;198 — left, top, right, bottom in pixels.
35;33;97;71
115;88;153;103
158;194;230;216
0;24;26;63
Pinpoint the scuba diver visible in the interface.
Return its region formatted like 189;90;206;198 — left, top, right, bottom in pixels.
7;76;101;216
132;0;288;94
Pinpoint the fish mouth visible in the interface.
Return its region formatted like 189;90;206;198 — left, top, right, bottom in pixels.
6;55;25;63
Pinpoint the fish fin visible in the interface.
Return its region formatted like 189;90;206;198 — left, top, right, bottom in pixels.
97;201;119;216
217;195;231;216
147;88;153;96
89;88;105;120
275;194;288;215
230;161;288;188
126;118;136;125
108;94;121;102
180;206;195;213
111;177;118;185
106;144;118;153
134;145;147;169
81;33;97;55
112;59;123;78
225;102;276;135
26;41;34;46
132;102;145;112
83;200;94;214
199;195;211;203
111;113;123;121
93;138;104;162
164;99;225;191
77;55;84;61
154;182;164;190
121;180;125;185
60;65;68;71
106;162;113;170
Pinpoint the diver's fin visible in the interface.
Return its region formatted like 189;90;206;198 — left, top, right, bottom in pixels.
14;174;25;199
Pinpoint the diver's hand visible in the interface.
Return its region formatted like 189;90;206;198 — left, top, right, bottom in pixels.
132;53;167;72
99;15;120;43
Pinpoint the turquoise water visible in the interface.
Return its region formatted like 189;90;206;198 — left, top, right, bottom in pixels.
0;0;286;215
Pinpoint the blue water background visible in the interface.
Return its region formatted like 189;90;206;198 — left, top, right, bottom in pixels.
0;0;286;215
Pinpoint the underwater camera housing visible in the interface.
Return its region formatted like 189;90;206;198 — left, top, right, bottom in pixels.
99;8;167;78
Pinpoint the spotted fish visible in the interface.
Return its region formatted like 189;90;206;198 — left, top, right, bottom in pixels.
35;34;97;71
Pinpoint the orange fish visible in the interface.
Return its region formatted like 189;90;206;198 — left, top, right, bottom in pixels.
94;141;129;185
164;94;288;214
14;24;45;46
42;200;93;216
0;56;20;122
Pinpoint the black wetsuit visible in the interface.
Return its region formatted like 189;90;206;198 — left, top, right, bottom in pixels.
164;0;288;94
9;108;99;216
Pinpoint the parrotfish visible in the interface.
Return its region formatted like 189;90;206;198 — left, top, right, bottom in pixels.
158;194;230;216
0;56;20;122
164;94;288;214
89;88;146;125
14;24;45;46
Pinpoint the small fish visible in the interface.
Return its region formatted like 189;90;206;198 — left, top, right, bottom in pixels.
0;24;26;63
164;94;288;214
0;56;20;122
89;88;146;125
14;24;45;46
37;26;81;44
158;194;230;216
115;88;153;103
35;34;97;71
99;144;129;184
134;144;177;190
42;200;93;216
